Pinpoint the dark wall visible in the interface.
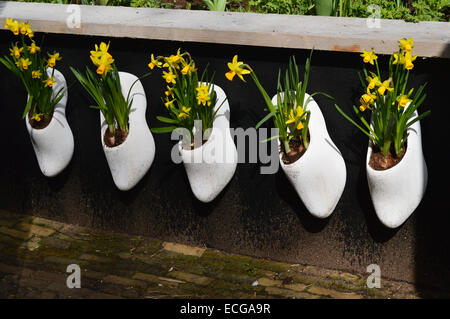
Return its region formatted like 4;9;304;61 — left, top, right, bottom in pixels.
0;31;448;293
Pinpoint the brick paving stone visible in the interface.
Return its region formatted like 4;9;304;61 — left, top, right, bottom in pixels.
283;283;308;292
162;242;206;257
102;275;147;289
16;223;56;237
168;271;212;286
307;285;363;299
258;277;282;287
133;272;185;286
0;213;439;299
265;287;320;299
0;226;33;240
44;256;87;267
41;237;71;250
30;217;65;230
79;254;113;263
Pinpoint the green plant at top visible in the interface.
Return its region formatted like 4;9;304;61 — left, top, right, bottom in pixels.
0;18;65;125
248;0;314;14
225;51;332;154
202;0;227;11
70;42;149;141
334;38;430;158
149;50;224;143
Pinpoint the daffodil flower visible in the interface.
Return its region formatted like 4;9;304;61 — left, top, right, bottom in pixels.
165;86;174;98
178;106;191;118
19;22;29;35
359;103;370;112
164;98;174;109
377;79;393;95
404;52;417;71
399;38;414;53
95;53;114;76
8;20;20;35
163;49;183;68
4;18;13;29
361;92;376;105
148;54;162;70
9;45;23;58
43;76;56;88
28;42;40;54
15;58;32;70
162;70;176;84
360;49;378;65
32;70;42;79
47;52;62;68
285;106;304;130
366;75;381;90
226;55;251;82
397;95;412;109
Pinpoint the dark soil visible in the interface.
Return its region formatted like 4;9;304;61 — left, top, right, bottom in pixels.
369;144;407;170
104;127;129;148
280;138;308;165
28;110;53;130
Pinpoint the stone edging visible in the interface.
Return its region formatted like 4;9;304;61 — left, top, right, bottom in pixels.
0;1;449;58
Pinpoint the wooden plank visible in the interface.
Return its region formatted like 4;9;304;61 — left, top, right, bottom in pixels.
0;1;449;58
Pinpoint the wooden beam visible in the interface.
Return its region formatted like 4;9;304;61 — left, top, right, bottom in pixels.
1;1;449;58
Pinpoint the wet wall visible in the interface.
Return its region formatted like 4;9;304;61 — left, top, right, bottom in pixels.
0;31;448;294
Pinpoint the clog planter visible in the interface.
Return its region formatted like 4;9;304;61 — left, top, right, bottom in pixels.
179;84;238;203
273;92;347;218
367;110;427;228
25;68;74;177
100;71;156;191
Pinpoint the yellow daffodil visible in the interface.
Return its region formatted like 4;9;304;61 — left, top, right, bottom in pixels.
148;54;162;70
30;113;42;122
404;52;417;70
26;26;34;39
196;84;211;106
32;70;42;79
361;92;376;105
164;98;174;109
4;18;13;29
226;55;251;82
399;38;414;52
165;86;174;98
8;19;20;35
163;49;183;68
393;52;405;65
43;76;56;88
19;22;29;35
360;49;378;65
90;42;113;70
9;45;23;58
28;42;40;54
162;69;176;84
95;53;115;76
181;63;196;76
359;102;370;112
397;95;412;109
377;79;393;95
47;52;62;68
285;106;304;130
366;75;381;90
15;58;32;70
178;106;191;118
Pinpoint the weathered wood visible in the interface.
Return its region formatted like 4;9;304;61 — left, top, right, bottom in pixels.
0;1;449;57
